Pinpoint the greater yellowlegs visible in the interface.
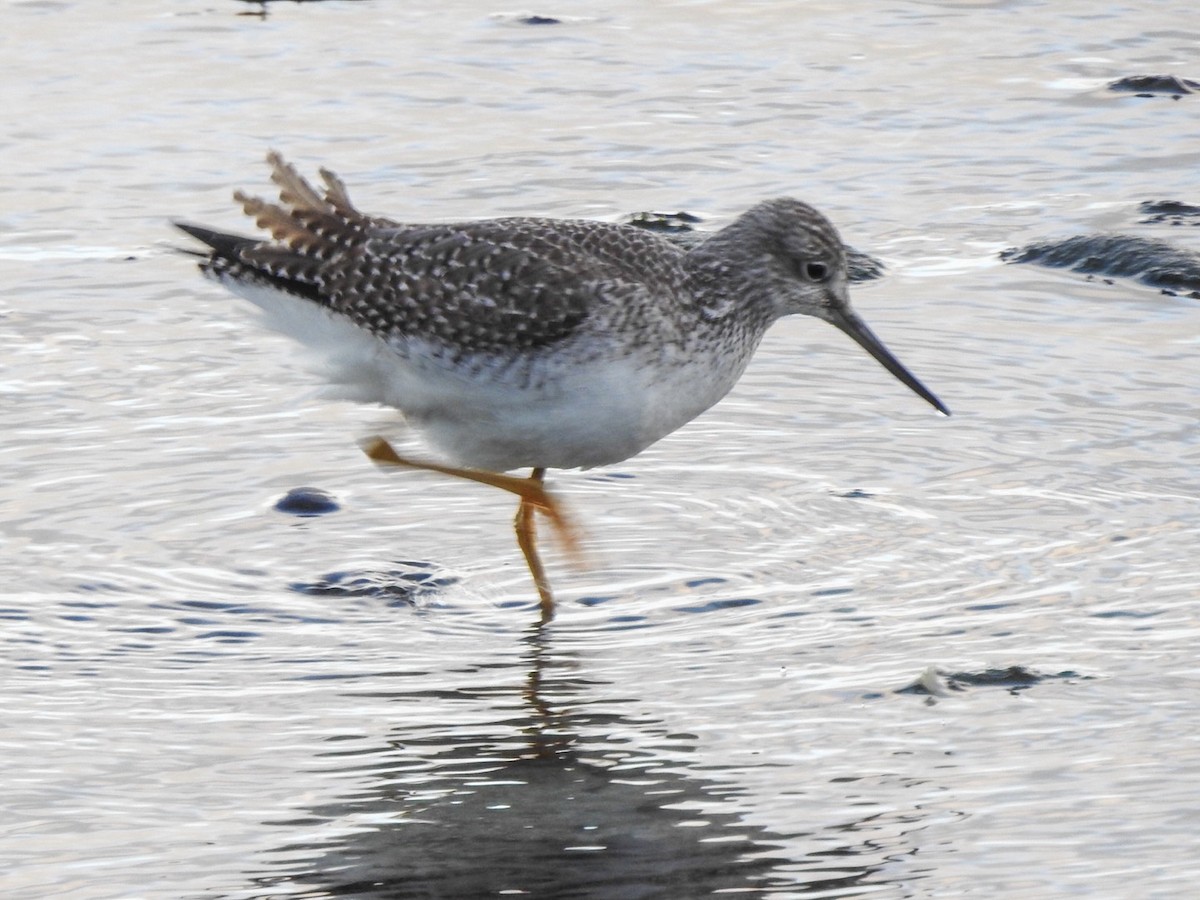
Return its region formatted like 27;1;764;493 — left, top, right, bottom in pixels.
177;152;948;621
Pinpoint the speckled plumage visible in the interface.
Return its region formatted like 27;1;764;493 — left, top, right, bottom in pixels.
176;152;945;472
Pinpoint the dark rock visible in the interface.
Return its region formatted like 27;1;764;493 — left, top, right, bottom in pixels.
1001;234;1200;295
1139;200;1200;226
274;487;340;517
1108;74;1199;98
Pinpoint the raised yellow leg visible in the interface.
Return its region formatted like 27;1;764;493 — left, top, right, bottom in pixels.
361;437;579;620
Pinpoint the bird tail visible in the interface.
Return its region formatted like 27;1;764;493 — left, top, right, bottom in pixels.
174;152;377;300
231;150;370;261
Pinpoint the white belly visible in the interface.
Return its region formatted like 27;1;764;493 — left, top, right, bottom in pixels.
380;334;750;472
223;279;755;472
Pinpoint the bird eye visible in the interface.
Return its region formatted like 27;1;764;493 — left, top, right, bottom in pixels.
803;260;829;282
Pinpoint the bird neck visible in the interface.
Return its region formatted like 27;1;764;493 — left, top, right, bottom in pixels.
683;230;779;338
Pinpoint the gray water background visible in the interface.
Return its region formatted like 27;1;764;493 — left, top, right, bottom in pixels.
2;1;1199;897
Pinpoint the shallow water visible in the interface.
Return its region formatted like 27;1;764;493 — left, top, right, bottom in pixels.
3;1;1200;897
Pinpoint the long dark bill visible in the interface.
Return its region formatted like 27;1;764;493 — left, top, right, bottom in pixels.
829;308;950;416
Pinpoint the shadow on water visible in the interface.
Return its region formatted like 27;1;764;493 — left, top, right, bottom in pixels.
240;630;917;899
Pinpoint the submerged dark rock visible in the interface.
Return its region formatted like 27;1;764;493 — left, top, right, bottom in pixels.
291;563;455;607
1108;74;1199;98
274;487;340;517
1001;234;1200;297
625;210;704;234
1139;200;1200;226
844;247;886;283
897;666;1084;698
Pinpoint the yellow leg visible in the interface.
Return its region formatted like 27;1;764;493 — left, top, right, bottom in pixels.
515;468;555;623
361;437;580;618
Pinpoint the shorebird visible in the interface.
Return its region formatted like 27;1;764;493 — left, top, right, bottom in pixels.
176;152;948;622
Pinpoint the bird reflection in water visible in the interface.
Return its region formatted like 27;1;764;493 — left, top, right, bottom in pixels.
246;630;914;897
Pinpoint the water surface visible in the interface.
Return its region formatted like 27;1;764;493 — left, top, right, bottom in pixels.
3;1;1199;897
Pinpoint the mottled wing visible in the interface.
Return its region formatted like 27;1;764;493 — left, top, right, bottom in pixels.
182;153;684;357
313;221;616;355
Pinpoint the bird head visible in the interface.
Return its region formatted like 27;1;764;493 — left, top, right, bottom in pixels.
706;198;949;416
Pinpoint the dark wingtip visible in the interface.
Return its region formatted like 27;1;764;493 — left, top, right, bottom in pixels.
172;220;257;258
